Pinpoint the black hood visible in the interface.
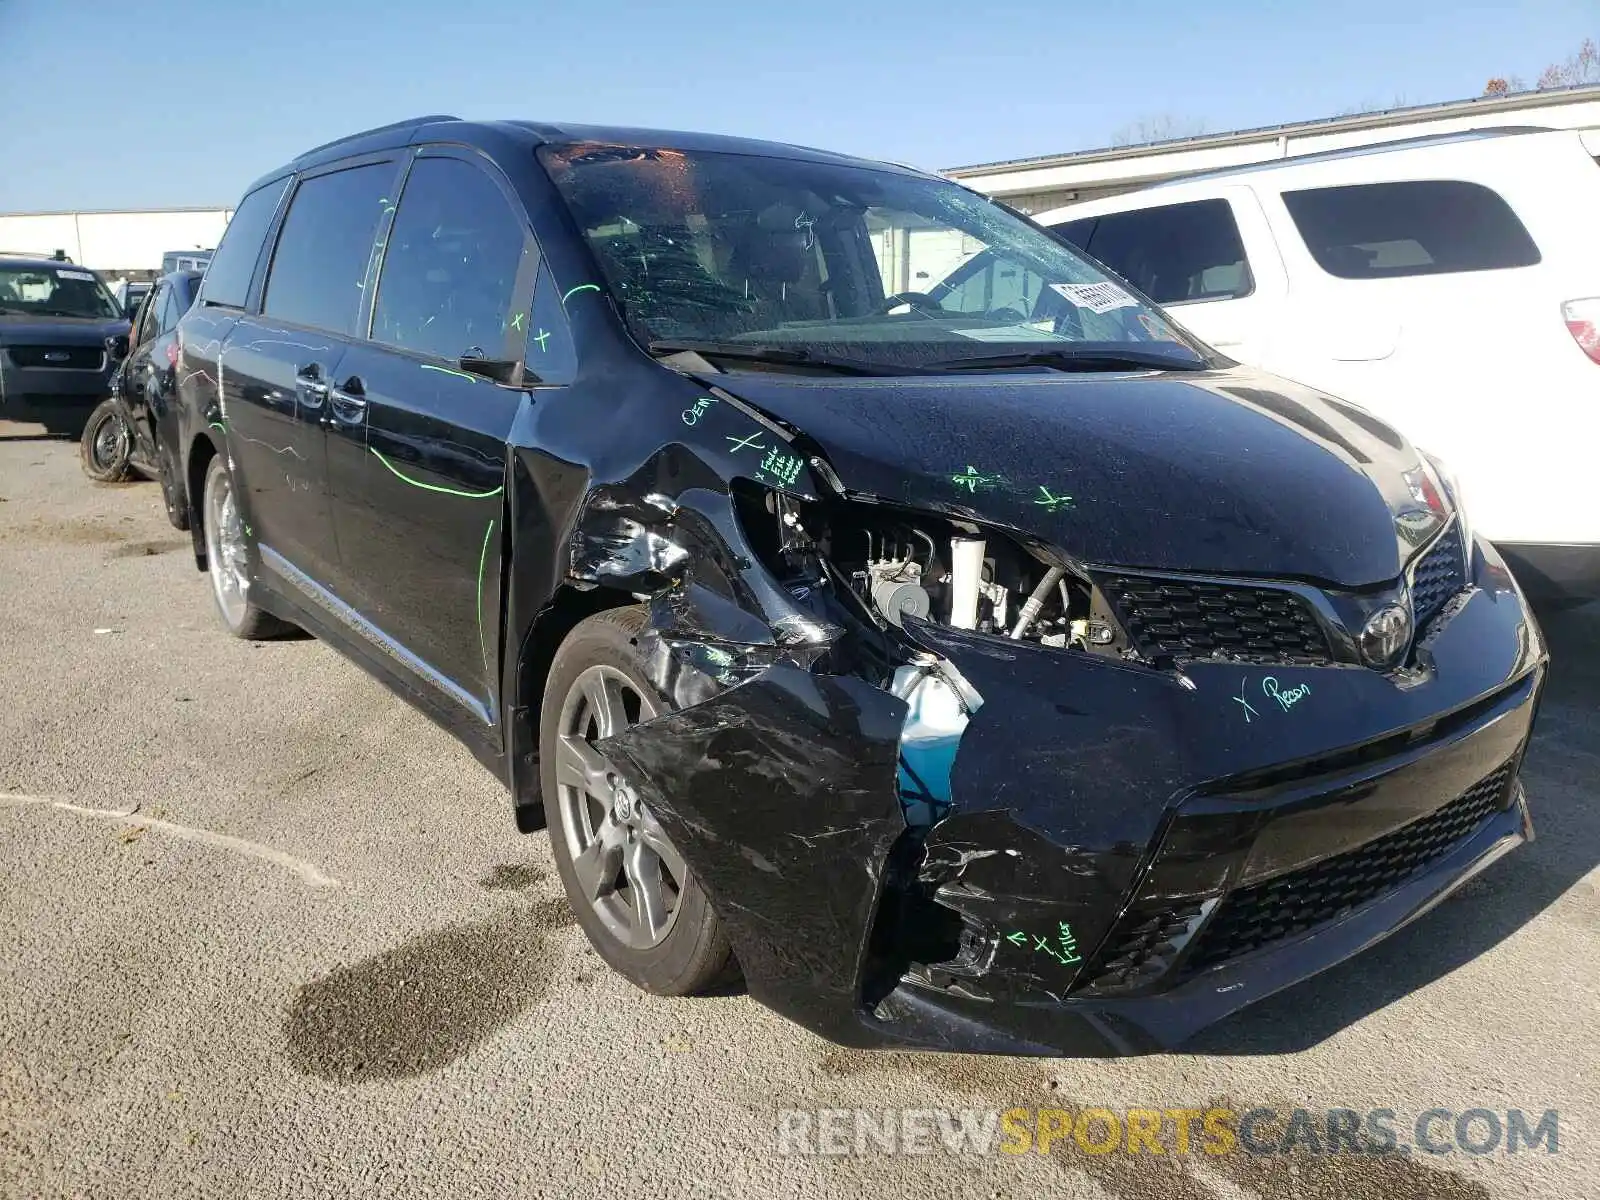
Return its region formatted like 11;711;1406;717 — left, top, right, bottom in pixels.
717;366;1436;589
0;314;130;343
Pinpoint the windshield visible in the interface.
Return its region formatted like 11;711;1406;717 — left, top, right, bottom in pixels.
537;144;1207;372
0;265;120;319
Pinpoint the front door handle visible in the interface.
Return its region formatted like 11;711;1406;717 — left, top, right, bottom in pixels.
328;376;368;425
295;363;329;410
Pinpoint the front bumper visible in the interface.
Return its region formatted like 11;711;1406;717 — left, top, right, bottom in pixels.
604;539;1546;1056
0;351;114;408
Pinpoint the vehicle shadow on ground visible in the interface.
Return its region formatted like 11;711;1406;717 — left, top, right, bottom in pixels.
1187;600;1600;1055
0;431;71;442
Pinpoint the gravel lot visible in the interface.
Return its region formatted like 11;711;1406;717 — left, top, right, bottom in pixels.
2;419;1596;1200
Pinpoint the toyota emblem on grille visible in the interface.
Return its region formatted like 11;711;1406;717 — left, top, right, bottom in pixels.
1360;603;1413;668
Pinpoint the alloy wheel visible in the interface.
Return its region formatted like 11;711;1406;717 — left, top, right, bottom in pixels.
203;461;250;628
553;665;686;949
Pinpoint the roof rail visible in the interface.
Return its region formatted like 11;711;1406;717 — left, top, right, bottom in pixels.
293;114;461;163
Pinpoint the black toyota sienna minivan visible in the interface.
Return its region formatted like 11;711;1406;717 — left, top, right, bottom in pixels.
172;115;1545;1056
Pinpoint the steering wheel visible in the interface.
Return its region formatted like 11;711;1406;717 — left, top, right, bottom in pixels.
879;291;946;316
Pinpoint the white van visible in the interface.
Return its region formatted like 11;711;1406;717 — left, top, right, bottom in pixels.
1031;127;1600;604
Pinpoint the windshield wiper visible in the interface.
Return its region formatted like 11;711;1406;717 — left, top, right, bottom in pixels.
929;347;1206;374
649;339;914;376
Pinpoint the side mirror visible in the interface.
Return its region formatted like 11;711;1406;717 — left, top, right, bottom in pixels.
458;353;520;385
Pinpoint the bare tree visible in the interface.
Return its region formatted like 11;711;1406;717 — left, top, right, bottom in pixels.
1487;37;1595;94
1536;37;1599;88
1108;115;1207;148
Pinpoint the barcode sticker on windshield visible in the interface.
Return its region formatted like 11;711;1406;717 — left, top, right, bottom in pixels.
56;270;96;282
1050;281;1138;314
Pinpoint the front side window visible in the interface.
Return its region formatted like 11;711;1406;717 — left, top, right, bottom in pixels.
0;264;120;320
524;263;577;384
537;144;1204;373
201;177;288;309
264;163;394;334
371;156;529;361
1282;180;1541;279
1055;200;1254;306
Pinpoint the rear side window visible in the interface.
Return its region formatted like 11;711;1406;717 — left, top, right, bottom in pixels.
371;156;530;361
1282;181;1540;279
1059;199;1253;305
201;178;288;308
264;163;394;335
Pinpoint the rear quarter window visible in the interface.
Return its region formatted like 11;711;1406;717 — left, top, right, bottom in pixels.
200;178;288;308
1281;180;1540;279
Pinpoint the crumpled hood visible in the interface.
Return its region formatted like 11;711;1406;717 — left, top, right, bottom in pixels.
719;365;1436;588
0;315;129;344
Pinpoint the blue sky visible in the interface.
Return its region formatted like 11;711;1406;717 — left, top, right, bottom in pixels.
0;0;1592;211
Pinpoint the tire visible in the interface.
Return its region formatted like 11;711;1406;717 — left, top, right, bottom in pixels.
541;606;734;996
79;399;133;482
200;456;291;639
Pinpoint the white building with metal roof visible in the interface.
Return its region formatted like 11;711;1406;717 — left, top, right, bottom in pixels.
947;83;1600;212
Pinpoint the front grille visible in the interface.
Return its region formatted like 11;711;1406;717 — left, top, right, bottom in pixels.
1411;525;1466;629
1100;575;1333;664
1183;759;1516;974
7;344;104;370
1072;900;1209;994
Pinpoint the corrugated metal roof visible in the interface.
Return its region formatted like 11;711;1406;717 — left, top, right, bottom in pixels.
946;82;1600;177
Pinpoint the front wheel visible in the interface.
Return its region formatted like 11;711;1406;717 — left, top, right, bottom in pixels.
540;607;734;996
201;456;290;639
79;399;133;482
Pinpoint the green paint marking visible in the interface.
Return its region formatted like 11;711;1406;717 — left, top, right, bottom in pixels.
208;421;226;435
951;465;999;494
1008;923;1081;965
476;517;496;680
510;311;526;332
369;448;504;499
1035;486;1073;513
561;283;601;305
755;449;804;488
532;328;551;352
725;432;765;453
420;363;477;384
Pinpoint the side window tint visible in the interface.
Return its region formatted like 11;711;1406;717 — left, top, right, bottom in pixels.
1083;200;1254;305
201;177;288;308
372;156;529;361
264;163;393;335
1051;217;1097;251
524;264;577;384
1282;181;1540;279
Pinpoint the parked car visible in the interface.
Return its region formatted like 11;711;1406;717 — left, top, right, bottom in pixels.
172;116;1545;1057
110;278;153;322
0;254;130;434
81;271;203;516
1029;126;1600;606
161;250;212;275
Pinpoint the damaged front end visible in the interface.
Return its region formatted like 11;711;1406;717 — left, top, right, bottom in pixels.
569;375;1544;1057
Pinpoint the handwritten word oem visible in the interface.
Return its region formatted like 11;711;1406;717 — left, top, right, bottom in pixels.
681;397;717;426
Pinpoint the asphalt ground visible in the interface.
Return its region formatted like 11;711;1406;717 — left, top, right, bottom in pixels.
2;417;1596;1199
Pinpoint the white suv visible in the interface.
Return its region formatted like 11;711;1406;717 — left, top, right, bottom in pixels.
1034;127;1600;605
